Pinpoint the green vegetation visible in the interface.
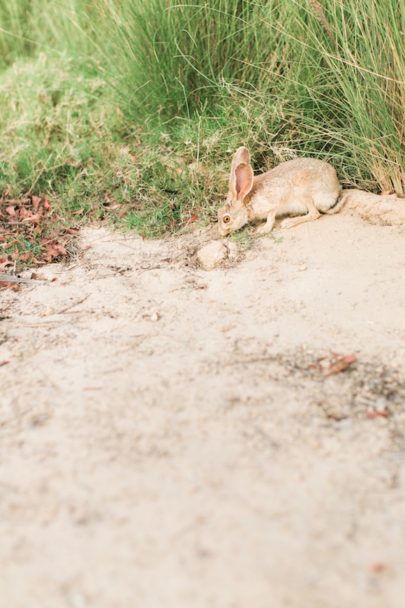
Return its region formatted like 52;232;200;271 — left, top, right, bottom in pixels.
1;0;404;242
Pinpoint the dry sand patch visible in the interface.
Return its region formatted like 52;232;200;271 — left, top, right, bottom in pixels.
1;214;405;607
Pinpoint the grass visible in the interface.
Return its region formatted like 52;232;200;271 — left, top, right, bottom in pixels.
109;0;404;192
230;227;255;251
0;0;404;264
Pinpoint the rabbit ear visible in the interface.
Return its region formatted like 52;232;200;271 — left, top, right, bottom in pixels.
232;146;251;166
234;163;254;201
230;147;254;201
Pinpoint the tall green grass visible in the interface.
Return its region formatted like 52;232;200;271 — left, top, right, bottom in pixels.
0;0;109;69
0;0;404;242
109;0;405;194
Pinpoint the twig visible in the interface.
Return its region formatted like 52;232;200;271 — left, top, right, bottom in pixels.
0;273;35;284
54;295;90;315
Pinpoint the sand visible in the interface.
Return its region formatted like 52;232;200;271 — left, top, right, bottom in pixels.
1;212;405;608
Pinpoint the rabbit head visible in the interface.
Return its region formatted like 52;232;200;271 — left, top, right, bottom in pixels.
218;146;254;236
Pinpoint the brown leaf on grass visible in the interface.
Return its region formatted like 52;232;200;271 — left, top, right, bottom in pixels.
324;353;357;376
31;195;42;210
42;241;67;262
22;213;40;224
0;193;78;287
14;252;31;262
0;256;11;270
186;213;199;224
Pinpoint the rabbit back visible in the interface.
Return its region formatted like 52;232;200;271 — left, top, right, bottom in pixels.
251;158;341;214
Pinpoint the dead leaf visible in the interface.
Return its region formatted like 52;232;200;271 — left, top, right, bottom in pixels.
17;253;31;262
186;213;199;224
366;409;390;419
0;193;77;276
0;281;20;291
369;562;387;573
324;354;357;376
31;195;42;210
22;213;40;224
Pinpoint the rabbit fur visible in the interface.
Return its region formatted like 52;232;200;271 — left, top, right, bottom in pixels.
218;146;342;236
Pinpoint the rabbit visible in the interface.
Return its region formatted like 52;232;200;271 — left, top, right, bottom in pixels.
217;146;342;236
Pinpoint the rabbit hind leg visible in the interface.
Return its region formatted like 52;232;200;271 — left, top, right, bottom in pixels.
280;198;320;229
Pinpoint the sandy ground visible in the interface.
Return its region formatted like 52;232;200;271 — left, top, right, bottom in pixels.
1;213;405;608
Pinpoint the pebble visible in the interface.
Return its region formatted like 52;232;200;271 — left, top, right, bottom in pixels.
197;241;228;270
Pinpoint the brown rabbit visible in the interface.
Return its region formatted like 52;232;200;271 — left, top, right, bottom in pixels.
218;146;342;236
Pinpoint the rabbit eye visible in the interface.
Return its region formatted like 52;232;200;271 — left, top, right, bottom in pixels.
223;215;231;224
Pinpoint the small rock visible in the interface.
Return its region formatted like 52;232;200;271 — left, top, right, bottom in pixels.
226;241;239;262
197;241;227;270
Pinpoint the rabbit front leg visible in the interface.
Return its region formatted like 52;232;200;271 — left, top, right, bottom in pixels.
255;208;277;235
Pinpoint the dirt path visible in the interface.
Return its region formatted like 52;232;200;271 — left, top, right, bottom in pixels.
1;214;405;608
